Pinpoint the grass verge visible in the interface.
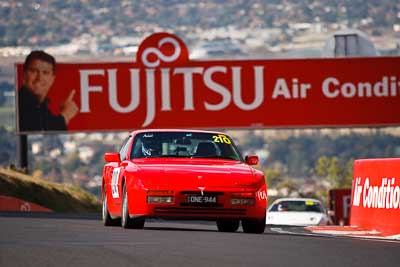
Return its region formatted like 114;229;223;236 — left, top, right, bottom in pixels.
0;167;101;213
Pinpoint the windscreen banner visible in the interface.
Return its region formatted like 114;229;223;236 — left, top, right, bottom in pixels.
351;158;400;235
15;32;400;133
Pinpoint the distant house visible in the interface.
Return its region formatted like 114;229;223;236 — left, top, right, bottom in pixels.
322;29;379;57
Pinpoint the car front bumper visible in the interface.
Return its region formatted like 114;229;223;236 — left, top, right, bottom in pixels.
127;185;267;220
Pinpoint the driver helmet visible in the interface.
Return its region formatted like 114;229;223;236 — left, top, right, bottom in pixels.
141;139;161;156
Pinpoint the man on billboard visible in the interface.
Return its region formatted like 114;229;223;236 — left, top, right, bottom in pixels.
17;50;78;132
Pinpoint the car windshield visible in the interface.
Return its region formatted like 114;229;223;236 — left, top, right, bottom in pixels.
270;200;324;213
130;131;242;161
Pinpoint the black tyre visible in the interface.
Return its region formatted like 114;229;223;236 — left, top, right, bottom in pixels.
216;219;240;232
121;183;145;229
242;218;266;234
102;187;121;226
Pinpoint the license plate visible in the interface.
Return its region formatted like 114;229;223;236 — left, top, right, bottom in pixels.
186;195;217;204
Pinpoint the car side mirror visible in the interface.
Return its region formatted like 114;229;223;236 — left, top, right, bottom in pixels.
245;155;259;165
104;152;121;163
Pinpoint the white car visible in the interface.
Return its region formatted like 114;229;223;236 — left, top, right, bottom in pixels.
265;198;329;226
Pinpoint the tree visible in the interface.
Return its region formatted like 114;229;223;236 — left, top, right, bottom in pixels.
64;151;81;171
0;126;16;165
315;156;353;188
0;82;13;105
241;131;265;150
264;168;280;188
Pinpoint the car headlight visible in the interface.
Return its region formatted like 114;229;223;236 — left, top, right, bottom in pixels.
147;196;174;203
230;193;255;206
230;198;255;206
317;216;329;225
147;190;174;204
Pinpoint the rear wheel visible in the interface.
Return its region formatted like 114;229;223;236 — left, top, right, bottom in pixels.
121;183;145;229
216;219;240;232
102;186;120;226
242;218;266;234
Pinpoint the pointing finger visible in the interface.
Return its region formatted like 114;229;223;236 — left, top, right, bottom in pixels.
66;90;76;102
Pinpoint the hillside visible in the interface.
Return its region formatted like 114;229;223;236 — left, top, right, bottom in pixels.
1;0;397;48
0;167;101;213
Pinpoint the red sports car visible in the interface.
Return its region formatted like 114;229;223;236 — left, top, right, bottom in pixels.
102;129;267;233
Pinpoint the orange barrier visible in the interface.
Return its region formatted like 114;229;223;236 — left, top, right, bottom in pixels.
0;195;52;212
350;158;400;235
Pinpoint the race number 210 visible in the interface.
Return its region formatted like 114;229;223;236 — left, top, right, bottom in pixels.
212;134;231;144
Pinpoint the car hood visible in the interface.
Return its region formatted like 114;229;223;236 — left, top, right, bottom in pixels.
265;211;327;226
131;158;257;187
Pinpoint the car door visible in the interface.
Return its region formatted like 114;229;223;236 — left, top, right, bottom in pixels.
107;135;132;215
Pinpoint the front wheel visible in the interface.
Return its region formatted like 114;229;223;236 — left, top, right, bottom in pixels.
242;218;265;234
121;183;145;229
102;187;120;226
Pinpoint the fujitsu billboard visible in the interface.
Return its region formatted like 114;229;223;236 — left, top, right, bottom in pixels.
15;32;400;133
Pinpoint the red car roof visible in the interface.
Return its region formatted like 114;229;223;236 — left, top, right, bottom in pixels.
130;129;228;136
